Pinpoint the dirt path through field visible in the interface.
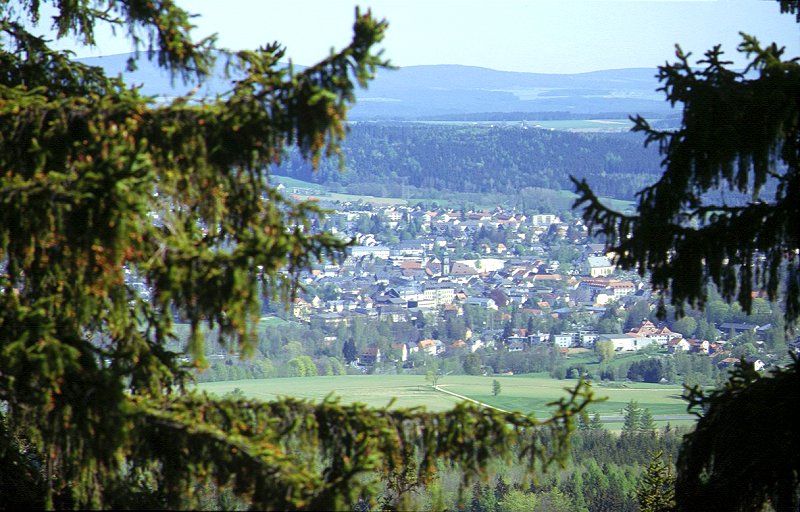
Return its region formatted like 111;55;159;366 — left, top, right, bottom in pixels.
434;385;694;423
434;385;508;413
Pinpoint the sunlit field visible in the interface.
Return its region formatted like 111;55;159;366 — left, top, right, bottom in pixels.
197;373;695;429
199;375;463;411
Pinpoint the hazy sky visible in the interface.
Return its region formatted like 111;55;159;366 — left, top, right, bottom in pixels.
54;0;799;74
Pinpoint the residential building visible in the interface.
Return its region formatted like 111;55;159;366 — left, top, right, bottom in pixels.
349;245;391;259
464;297;498;310
390;342;409;362
667;337;691;353
584;256;614;277
423;282;456;307
552;333;573;349
359;345;381;366
417;339;445;356
530;214;560;227
627;319;681;346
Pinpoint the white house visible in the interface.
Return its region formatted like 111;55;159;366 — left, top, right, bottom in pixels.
530;214;560;227
350;245;390;259
417;339;445;356
464;297;498;310
628;320;682;346
423;282;456;307
596;334;638;352
584;256;614;277
552;334;573;349
667;337;691;353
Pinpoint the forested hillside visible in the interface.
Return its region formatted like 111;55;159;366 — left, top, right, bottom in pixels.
274;122;663;200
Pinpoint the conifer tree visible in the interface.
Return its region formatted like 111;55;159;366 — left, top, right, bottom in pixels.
639;408;657;434
0;2;592;509
589;412;605;430
573;2;800;327
573;1;799;509
622;400;642;435
577;412;590;431
636;451;676;512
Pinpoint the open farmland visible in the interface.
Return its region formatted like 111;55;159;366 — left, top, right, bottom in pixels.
197;374;694;428
199;375;463;411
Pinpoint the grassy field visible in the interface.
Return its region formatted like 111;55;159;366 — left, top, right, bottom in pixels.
439;373;688;417
270;174;635;212
197;373;695;429
270;175;327;192
198;375;464;411
272;175;409;206
565;348;656;373
528;119;635;132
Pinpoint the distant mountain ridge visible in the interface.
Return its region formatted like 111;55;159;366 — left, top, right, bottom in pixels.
79;53;673;121
353;65;671;120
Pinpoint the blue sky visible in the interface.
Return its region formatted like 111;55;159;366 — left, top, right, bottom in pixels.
52;0;799;74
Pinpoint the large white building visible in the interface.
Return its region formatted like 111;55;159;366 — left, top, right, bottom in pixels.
453;258;506;273
627;320;682;346
584;256;614;277
595;334;657;352
423;282;456;307
530;214;560;227
349;245;391;259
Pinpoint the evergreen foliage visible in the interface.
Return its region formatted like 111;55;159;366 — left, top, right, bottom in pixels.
676;357;800;511
574;2;800;509
595;339;615;363
627;359;665;383
638;409;657;434
636;451;676;512
278;123;663;200
573;7;800;327
447;426;686;511
621;400;643;435
342;338;358;363
589;412;605;431
0;2;592;509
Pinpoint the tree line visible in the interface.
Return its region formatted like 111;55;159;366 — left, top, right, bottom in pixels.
275;123;664;200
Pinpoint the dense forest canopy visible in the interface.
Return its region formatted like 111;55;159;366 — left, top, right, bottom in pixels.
275;122;664;200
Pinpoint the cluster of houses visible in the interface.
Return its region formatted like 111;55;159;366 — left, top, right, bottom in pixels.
291;246;632;331
126;196;793;371
357;316;773;371
294;201;798;371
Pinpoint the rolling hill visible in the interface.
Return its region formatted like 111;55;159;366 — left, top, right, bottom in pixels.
79;53;674;121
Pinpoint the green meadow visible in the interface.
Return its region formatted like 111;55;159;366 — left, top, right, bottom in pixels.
199;375;462;411
272;175;408;206
527;119;635;132
197;373;694;429
270;174;635;214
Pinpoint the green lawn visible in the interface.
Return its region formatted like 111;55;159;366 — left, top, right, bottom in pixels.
565;349;659;373
197;373;694;429
438;374;689;417
272;175;409;206
257;316;290;328
269;175;634;212
527;119;635;132
323;192;407;205
271;175;327;192
198;375;464;412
